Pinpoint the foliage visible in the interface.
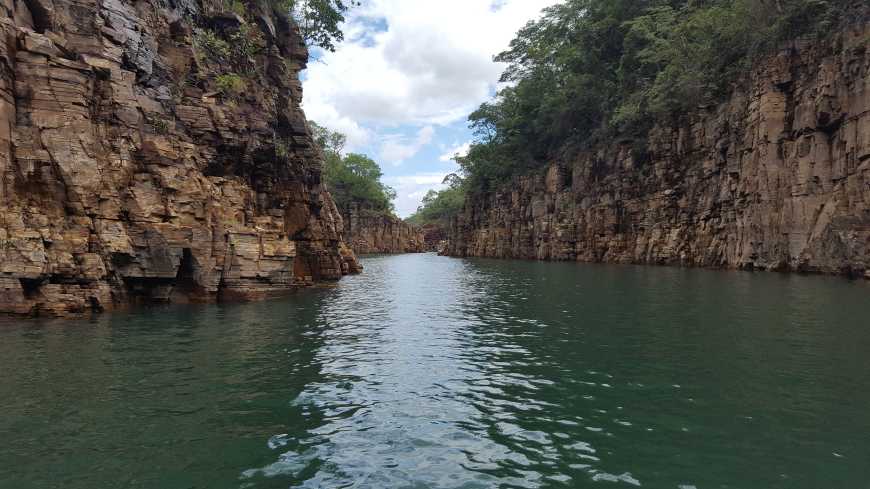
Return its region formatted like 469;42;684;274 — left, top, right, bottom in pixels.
192;0;358;112
264;0;360;52
209;0;357;54
407;174;466;227
193;24;263;68
310;122;397;213
193;28;231;63
193;23;263;102
310;120;347;155
229;23;265;66
459;0;855;189
274;136;290;160
148;115;170;134
215;73;246;97
221;0;246;17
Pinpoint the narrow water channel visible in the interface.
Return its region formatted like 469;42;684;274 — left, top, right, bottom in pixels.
1;254;869;488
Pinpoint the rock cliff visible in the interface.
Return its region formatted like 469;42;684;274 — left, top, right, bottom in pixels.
341;203;424;254
0;0;360;316
421;224;446;252
448;23;870;278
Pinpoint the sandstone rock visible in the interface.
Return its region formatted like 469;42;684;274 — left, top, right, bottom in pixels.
0;0;359;316
422;224;447;253
341;202;425;255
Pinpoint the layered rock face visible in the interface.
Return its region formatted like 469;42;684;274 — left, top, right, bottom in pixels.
448;24;870;278
342;203;424;254
421;224;446;252
0;0;360;316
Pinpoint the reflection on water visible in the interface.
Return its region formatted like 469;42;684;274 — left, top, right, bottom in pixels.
1;254;869;488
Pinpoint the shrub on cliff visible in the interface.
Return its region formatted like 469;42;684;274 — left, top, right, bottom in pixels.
459;0;856;188
192;24;265;86
215;73;246;96
194;0;358;82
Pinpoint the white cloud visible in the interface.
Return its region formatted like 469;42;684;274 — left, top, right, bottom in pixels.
384;171;454;217
302;96;371;151
379;125;435;165
300;0;561;216
302;0;559;127
439;141;472;162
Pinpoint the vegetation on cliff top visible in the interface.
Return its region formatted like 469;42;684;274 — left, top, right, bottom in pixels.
192;0;358;105
259;0;361;52
408;0;855;226
310;122;398;214
456;0;855;190
218;0;359;51
287;0;360;52
406;175;466;228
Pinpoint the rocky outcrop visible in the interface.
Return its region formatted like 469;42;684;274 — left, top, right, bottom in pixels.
342;203;424;254
421;224;446;252
448;23;870;278
0;0;360;316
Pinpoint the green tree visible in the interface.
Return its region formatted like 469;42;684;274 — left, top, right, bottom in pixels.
310;120;347;154
458;0;855;189
407;174;467;227
267;0;360;52
311;122;397;214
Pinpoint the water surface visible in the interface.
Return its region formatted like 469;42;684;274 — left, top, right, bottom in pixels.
1;254;869;488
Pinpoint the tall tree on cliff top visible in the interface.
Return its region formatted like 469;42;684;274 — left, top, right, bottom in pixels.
267;0;360;51
457;0;855;189
309;121;397;213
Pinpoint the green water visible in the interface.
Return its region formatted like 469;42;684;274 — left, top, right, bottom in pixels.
1;254;869;489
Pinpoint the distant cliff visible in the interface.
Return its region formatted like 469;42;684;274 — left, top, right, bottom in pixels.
448;23;870;278
0;0;360;316
421;224;447;252
341;203;424;254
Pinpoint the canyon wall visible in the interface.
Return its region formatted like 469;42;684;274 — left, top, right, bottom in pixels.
421;224;446;252
341;203;424;254
0;0;360;316
448;23;870;278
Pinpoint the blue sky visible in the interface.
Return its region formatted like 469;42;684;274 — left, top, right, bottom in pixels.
301;0;559;217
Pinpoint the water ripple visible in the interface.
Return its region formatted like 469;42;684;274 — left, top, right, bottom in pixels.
2;254;870;488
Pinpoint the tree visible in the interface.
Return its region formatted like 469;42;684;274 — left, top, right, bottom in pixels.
458;0;854;189
310;122;398;214
268;0;360;52
407;174;467;227
309;120;346;155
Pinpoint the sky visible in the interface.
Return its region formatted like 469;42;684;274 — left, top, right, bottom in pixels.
301;0;560;218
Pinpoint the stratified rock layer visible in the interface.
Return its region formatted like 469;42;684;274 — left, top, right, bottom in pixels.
0;0;359;316
448;24;870;278
421;224;446;252
342;203;424;254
